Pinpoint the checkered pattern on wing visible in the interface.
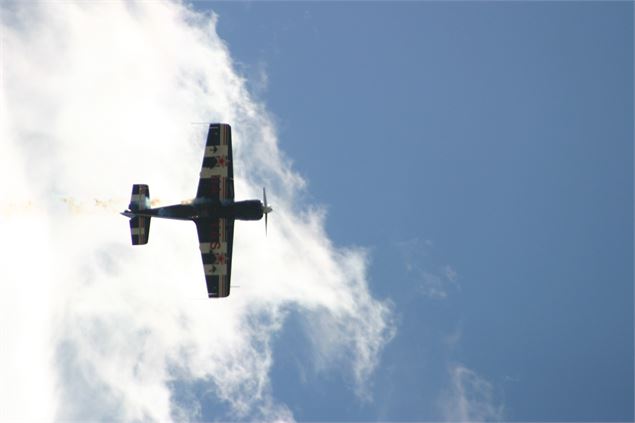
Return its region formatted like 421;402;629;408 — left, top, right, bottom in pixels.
195;218;234;298
196;124;234;201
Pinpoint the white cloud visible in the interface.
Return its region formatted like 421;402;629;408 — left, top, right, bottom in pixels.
0;1;393;421
441;364;504;422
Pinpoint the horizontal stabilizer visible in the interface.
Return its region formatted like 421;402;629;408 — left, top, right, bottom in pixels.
129;184;150;211
130;216;151;245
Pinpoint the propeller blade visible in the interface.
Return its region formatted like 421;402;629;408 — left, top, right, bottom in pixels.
263;187;268;235
262;187;274;235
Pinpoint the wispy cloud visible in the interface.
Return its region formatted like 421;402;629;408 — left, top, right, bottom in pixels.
398;238;460;299
0;1;393;421
441;364;504;422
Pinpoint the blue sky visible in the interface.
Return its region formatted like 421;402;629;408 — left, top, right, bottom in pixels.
0;1;631;421
205;2;633;420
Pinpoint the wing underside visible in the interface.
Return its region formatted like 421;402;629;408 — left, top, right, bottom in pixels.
196;123;234;201
195;218;234;298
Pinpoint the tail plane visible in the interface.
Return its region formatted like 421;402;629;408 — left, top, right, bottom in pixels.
124;184;151;245
130;215;151;245
129;184;150;211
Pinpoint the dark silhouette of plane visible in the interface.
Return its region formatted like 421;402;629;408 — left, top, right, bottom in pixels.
121;123;272;298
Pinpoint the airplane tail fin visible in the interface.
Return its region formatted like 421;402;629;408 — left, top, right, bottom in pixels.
128;184;151;245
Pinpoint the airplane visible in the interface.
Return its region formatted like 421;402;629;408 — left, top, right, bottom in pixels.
120;123;272;298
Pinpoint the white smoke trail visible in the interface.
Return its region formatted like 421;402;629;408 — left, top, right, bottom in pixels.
0;1;394;421
0;198;163;216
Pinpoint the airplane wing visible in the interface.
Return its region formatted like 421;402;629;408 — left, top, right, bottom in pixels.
196;123;234;201
195;217;234;298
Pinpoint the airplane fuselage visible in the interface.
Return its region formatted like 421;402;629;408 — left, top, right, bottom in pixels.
122;198;264;221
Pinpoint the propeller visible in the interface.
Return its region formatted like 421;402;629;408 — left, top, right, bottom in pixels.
263;187;273;235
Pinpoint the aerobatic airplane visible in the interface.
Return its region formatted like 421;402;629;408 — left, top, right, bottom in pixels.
121;123;272;298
